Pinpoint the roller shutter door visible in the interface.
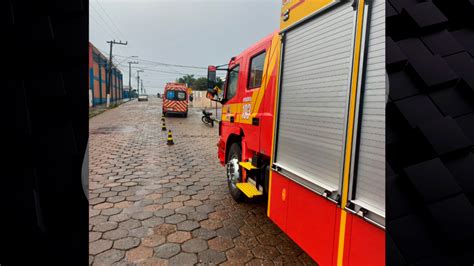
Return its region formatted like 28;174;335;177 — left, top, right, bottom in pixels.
274;1;356;193
350;0;385;218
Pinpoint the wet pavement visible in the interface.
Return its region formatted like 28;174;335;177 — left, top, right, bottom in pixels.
89;96;316;265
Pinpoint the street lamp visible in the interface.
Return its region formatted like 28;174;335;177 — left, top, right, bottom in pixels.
116;55;138;66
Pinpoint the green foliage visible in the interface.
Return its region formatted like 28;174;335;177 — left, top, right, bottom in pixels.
175;74;224;91
176;74;196;88
193;77;207;91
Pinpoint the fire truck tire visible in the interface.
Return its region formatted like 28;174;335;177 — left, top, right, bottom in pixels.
226;142;245;202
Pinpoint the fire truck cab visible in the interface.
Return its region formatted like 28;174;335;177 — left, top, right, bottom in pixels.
162;83;189;117
207;0;385;265
209;31;279;186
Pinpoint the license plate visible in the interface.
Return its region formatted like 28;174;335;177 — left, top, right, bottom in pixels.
167;108;174;111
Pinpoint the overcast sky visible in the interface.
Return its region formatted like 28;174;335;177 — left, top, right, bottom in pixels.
89;0;280;94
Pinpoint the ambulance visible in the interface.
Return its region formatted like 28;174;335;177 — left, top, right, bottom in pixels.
162;83;189;117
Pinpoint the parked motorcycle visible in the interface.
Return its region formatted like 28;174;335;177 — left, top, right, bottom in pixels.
201;109;214;127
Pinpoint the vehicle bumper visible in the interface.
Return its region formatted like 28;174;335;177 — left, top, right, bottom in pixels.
163;110;187;114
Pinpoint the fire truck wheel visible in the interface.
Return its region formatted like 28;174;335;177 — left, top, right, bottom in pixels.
226;142;245;202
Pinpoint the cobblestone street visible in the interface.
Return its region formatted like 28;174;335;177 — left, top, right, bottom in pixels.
89;96;316;265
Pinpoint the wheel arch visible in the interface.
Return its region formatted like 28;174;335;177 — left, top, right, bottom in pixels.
225;130;244;163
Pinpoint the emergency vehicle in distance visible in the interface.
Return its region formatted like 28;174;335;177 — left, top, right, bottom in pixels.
206;0;385;265
162;83;189;117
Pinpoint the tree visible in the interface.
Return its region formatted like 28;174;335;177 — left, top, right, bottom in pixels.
192;77;208;91
176;74;196;88
175;75;223;91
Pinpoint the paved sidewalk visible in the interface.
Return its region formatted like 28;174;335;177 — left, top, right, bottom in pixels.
89;96;316;265
89;99;133;118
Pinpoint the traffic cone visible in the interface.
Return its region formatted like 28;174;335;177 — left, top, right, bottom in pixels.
167;130;174;145
161;116;165;122
162;121;167;131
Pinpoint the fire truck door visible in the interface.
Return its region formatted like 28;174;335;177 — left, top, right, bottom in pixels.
222;59;243;127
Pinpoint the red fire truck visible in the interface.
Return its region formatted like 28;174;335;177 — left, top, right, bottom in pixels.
206;0;385;265
162;83;189;117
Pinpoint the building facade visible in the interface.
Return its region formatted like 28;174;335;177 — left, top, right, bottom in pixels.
89;42;124;107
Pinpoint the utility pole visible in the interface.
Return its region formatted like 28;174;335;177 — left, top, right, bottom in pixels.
106;40;127;107
136;69;144;98
141;80;144;94
128;60;139;99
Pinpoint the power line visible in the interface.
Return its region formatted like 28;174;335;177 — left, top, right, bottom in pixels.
117;64;206;77
89;14;115;40
93;0;127;40
89;2;121;39
117;62;206;77
89;9;121;41
89;3;122;40
122;67;203;77
94;49;209;79
95;48;207;72
111;53;207;70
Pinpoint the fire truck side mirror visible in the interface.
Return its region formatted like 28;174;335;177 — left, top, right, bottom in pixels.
207;65;217;92
206;88;216;100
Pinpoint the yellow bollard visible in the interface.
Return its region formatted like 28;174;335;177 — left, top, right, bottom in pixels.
162;121;167;131
167;130;174;145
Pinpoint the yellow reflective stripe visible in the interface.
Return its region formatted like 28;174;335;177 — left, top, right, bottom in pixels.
249;43;272;116
251;34;281;117
267;35;282;217
337;1;366;266
337;210;348;265
221;103;240;122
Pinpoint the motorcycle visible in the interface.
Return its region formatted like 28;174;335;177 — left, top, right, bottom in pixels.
201;109;214;127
